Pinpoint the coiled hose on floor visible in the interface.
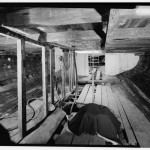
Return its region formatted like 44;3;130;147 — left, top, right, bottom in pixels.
0;98;41;131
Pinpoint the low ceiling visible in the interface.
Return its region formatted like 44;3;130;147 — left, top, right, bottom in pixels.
2;5;149;54
0;7;109;53
106;6;150;53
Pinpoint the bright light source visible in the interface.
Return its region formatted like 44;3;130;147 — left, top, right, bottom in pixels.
75;50;102;54
136;6;150;16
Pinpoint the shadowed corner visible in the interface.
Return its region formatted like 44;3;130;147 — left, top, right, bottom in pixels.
0;123;15;146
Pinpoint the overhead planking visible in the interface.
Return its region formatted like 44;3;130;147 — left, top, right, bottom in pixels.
6;8;102;27
106;38;150;53
59;39;101;50
106;7;150;53
27;22;101;33
46;30;101;42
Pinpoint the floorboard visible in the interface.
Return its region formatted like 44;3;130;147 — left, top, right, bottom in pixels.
116;87;150;147
84;86;93;104
114;87;137;146
76;84;90;104
107;86;124;129
94;85;102;105
101;85;108;107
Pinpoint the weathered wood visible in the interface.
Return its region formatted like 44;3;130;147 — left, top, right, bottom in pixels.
42;46;48;116
96;70;101;80
6;8;101;27
76;84;90;104
61;52;66;98
116;87;150;147
89;135;105;145
84;86;94;104
46;30;100;42
78;79;105;84
0;26;45;47
107;8;150;39
107;86;124;129
49;46;55;104
106;8;150;53
59;39;101;50
0;27;74;52
114;88;137;146
72;133;90;145
69;52;73;91
106;38;150;51
94;85;102;105
17;39;27;138
101;85;108;107
20;108;66;144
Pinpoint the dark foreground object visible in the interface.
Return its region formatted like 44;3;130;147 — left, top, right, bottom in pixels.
68;103;121;142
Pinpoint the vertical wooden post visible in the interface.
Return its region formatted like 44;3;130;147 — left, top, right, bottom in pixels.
69;52;73;91
17;39;26;138
72;51;75;88
42;46;48;116
62;51;66;98
49;46;55;104
71;52;74;89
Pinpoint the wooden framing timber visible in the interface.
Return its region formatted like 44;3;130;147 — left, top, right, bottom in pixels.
17;39;27;138
42;46;48;116
62;52;66;98
0;26;74;51
49;46;55;105
0;25;76;140
69;52;73;91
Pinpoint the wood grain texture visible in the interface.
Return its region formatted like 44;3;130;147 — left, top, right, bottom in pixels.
17;39;27;138
84;86;93;104
6;8;101;27
107;86;124;129
114;87;137;145
106;8;150;53
20;108;65;144
76;84;90;104
116;87;150;147
94;85;102;105
101;85;108;107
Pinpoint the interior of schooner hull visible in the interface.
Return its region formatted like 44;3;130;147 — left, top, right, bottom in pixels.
1;3;150;147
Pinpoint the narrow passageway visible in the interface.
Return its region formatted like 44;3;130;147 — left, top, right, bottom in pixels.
1;4;150;147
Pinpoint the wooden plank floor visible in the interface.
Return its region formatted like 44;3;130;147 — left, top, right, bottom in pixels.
56;84;150;147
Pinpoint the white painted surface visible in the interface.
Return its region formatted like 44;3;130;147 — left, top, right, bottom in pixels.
76;53;89;76
105;53;139;75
